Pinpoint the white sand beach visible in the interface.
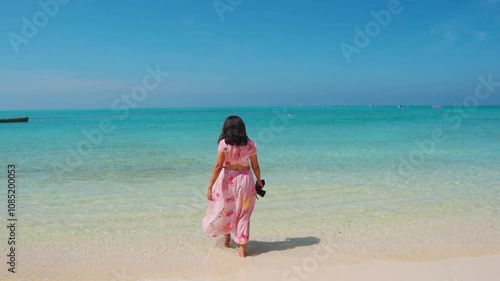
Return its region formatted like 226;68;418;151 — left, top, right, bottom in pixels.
6;219;500;281
6;241;500;281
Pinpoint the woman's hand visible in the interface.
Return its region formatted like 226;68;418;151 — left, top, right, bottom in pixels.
207;187;213;201
256;179;264;188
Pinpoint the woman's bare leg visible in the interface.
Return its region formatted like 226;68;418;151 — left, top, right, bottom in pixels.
224;234;231;248
239;243;247;257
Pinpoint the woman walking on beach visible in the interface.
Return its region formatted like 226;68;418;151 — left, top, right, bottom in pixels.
202;116;263;257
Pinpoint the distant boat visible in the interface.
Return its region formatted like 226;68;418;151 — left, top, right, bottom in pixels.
0;117;29;123
432;105;442;108
397;105;405;108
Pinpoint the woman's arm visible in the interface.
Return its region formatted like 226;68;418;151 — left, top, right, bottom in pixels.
207;151;225;201
250;153;263;187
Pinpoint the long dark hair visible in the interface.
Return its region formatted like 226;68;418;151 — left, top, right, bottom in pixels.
218;116;249;146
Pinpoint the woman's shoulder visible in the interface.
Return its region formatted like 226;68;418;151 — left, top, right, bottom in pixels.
246;139;257;152
219;138;255;149
218;139;228;151
247;138;256;147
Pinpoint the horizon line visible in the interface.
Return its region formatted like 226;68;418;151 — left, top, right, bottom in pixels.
2;104;500;112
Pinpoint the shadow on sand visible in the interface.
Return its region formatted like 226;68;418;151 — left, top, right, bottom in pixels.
248;236;321;256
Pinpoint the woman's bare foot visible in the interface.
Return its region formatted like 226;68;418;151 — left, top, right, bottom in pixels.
239;243;247;257
224;234;231;248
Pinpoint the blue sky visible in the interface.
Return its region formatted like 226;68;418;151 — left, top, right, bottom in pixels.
1;0;499;110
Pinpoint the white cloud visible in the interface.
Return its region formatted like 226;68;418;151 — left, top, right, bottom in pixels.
428;21;461;48
427;0;498;49
463;31;489;47
482;0;498;6
176;17;214;37
0;72;128;96
428;19;490;49
476;31;488;41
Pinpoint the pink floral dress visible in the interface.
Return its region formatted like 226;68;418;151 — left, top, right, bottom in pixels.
202;139;257;244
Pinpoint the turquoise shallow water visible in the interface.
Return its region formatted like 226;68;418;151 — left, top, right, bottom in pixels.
1;106;499;244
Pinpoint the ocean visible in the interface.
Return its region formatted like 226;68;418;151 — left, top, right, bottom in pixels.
1;106;500;276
